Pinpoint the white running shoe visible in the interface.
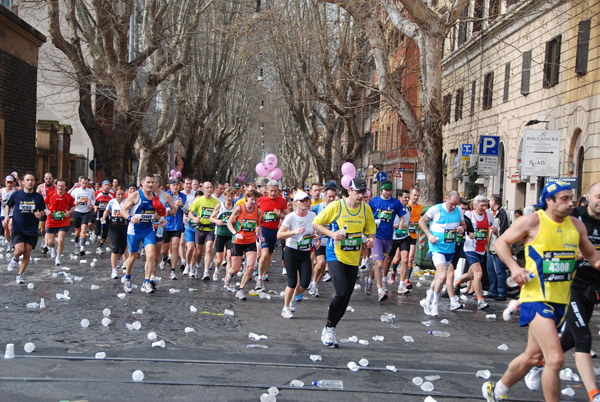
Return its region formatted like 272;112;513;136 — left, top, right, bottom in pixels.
378;288;388;302
54;256;62;266
236;289;246;300
202;270;210;281
212;268;220;282
450;296;464;311
398;281;410;294
169;270;177;280
420;298;431;315
477;299;490;310
15;274;24;284
7;258;17;272
320;326;338;347
223;274;232;287
289;298;297;312
429;302;439;317
111;268;119;279
524;365;543;391
140;281;154;293
183;265;190;276
124;278;133;293
281;307;294;319
282;268;287;276
50;247;56;259
503;300;520;321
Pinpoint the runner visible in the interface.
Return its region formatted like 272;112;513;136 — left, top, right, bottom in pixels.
102;186;128;279
69;176;96;256
1;174;18;250
119;174;167;294
36;172;56;254
162;178;186;280
419;190;466;317
44;179;75;266
149;175;177;288
188;181;219;279
256;180;288;291
308;186;337;297
225;190;262;300
454;195;495;310
209;187;235;281
482;181;600;402
111;178;119;194
277;191;318;318
127;182;138;196
367;180;406;302
312;178;376;347
5;173;45;284
192;179;200;194
387;189;413;294
405;187;423;288
309;183;323;209
181;192;202;280
93;180;114;251
213;182;226;203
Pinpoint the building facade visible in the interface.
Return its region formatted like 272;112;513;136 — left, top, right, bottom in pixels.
441;0;600;209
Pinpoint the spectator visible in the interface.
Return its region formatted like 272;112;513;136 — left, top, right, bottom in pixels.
487;194;509;301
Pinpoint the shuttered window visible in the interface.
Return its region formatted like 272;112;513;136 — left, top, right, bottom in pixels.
543;35;561;88
575;19;591;75
521;50;532;95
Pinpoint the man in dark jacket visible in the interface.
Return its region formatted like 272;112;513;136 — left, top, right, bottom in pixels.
487;194;509;301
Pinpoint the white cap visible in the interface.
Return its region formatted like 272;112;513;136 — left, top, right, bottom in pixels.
293;191;310;202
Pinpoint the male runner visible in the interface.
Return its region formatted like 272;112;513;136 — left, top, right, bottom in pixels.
213;182;226;203
309;183;323;209
5;173;45;283
36;172;56;253
405;187;423;287
388;189;413;294
69;176;95;255
1;174;18;250
94;180;114;250
44;179;75;266
188;181;219;279
308;186;337;297
162;178;186;280
482;181;600;402
209;187;235;281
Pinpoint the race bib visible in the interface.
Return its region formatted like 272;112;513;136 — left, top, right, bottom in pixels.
219;212;231;224
139;210;154;223
99;202;109;210
263;211;278;223
444;228;457;243
341;232;362;251
77;196;88;205
377;210;392;223
542;250;576;282
474;228;488;241
240;219;256;232
201;207;213;219
52;211;65;220
297;234;313;251
408;221;418;233
19;202;35;213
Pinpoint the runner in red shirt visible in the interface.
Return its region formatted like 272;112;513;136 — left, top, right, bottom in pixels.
37;172;56;254
94;180;114;249
45;179;75;266
255;180;290;291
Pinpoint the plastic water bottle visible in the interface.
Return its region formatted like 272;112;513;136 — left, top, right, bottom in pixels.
429;331;450;337
312;379;344;390
334;225;347;248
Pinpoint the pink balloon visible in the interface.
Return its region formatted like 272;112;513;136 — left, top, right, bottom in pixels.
270;168;282;181
255;163;269;178
341;175;353;190
170;169;177;177
341;162;356;178
175;171;182;178
264;154;278;171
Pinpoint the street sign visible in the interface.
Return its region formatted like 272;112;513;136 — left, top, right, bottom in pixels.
477;155;499;176
391;168;402;178
416;172;426;180
89;159;102;171
479;136;500;155
543;176;578;189
522;129;561;176
376;171;387;182
461;144;473;160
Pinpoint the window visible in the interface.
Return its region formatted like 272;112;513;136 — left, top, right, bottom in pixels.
483;72;494;110
576;19;591;75
455;88;464;121
457;4;469;46
470;80;476;116
503;62;510;103
521;50;532;95
543;35;561;88
473;0;484;34
443;94;452;125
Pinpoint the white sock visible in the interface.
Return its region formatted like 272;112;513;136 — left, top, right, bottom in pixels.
426;289;433;303
494;380;509;398
432;292;441;303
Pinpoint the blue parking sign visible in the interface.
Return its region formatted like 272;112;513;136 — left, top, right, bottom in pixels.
479;136;500;155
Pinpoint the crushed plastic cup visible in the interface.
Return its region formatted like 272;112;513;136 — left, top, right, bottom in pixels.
4;343;15;359
132;321;141;330
224;309;234;316
103;308;111;317
310;354;322;362
560;368;574;381
79;260;87;264
354;284;361;290
403;335;415;343
169;289;181;294
90;263;96;268
498;344;508;351
132;370;144;382
90;284;100;290
421;320;432;327
259;292;271;300
348;336;358;343
126;323;134;330
460;295;468;302
23;342;35;353
358;358;369;367
80;319;90;328
425;375;441;381
412;377;423;386
26;302;40;309
380;313;395;323
416;282;422;287
248;332;268;340
372;335;384;341
346;306;355;312
188;288;198;292
268;386;279;396
39;298;45;309
359;339;369;346
117;293;126;299
190;306;197;313
101;318;111;327
561;387;575;397
260;393;276;402
486;314;497;319
347;361;359;371
424;397;438;402
147;332;157;340
290;379;304;387
440;319;449;325
184;327;195;333
247;344;268;349
95;352;106;359
420;381;434;392
134;309;143;315
152;340;166;348
386;365;398;372
476;369;491;379
27;283;34;290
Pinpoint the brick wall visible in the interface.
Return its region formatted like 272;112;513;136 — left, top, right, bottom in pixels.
0;48;37;176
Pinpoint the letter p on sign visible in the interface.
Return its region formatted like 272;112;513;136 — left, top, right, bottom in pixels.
479;136;500;155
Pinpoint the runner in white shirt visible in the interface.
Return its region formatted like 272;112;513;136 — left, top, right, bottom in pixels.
69;176;96;255
1;175;17;250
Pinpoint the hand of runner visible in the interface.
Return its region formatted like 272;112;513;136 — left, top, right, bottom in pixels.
365;237;374;248
235;233;243;241
34;211;42;219
428;234;438;244
216;219;224;226
331;230;345;241
512;267;532;285
457;226;465;234
131;216;140;224
274;209;281;217
296;227;305;235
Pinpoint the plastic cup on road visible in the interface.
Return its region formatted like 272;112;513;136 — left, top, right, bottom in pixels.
4;343;15;359
132;370;144;382
103;308;111;317
132;321;141;330
23;342;35;353
147;332;157;340
27;283;34;290
420;381;434;392
358;358;369;367
95;352;106;359
80;319;90;328
347;361;359;372
102;318;111;327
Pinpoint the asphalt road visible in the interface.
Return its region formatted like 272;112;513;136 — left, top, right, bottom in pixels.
0;233;595;401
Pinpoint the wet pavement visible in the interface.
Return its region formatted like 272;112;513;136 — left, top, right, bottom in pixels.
0;234;594;401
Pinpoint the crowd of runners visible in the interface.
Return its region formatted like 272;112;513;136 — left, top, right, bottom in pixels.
2;170;600;402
